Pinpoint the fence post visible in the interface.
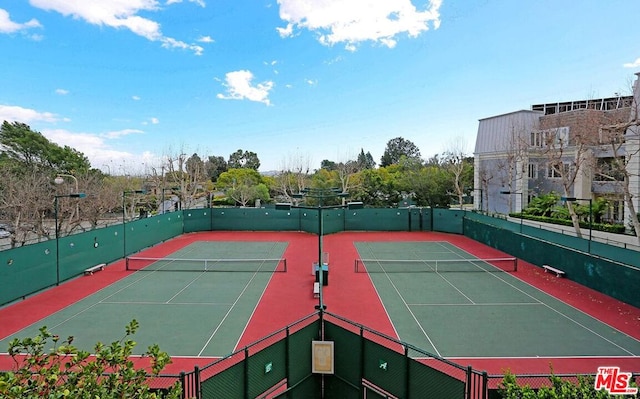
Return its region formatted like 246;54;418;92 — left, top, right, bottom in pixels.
179;371;186;399
465;366;471;399
194;365;201;399
482;371;488;399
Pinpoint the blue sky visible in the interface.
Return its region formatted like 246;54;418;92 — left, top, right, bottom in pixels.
1;0;639;174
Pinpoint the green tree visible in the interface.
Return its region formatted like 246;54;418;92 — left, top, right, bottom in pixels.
352;168;401;207
205;155;228;181
499;370;634;398
217;168;269;206
228;149;260;170
380;137;421;167
356;148;376;169
0;121;90;173
401;164;451;207
0;320;181;399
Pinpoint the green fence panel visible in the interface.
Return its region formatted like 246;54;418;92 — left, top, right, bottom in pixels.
591;241;640;268
0;241;57;306
210;208;300;231
464;218;640;308
324;322;362;389
276;375;319;398
247;340;287;398
362;340;407;397
421;208;433;231
325;375;360;399
345;208;410;231
408;360;465;398
408;208;422;231
465;212;640;269
201;362;245;399
432;209;464;234
58;225;130;281
183;209;212;232
288;320;320;387
124;213;183;255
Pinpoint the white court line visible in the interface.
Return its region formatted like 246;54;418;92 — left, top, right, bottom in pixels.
100;301;234;306
362;241;640;358
197;258;278;357
362;244;442;357
407;302;542;306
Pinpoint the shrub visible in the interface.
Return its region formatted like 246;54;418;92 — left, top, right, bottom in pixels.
0;320;182;399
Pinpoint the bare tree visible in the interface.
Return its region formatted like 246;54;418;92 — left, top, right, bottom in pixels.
536;108;611;237
274;152;312;202
441;137;469;209
596;80;640;243
494;122;529;214
0;166;52;247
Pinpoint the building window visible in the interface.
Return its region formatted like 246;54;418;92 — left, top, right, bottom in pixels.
530;127;570;148
602;199;624;224
547;162;570;178
595;157;625;181
528;163;538;179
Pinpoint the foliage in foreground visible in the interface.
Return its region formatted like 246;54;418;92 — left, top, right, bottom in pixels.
0;320;182;399
499;370;638;398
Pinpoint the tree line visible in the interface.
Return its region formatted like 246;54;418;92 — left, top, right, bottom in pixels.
0;121;472;248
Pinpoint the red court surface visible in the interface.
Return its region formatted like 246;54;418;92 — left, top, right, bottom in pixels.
1;231;639;376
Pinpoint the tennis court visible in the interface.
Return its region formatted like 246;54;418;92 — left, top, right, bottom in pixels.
0;240;288;357
1;231;639;377
354;241;640;360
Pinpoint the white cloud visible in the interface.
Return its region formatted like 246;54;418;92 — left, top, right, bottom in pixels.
102;128;145;139
28;0;203;55
623;58;640;68
198;35;214;43
276;0;441;50
0;104;61;123
166;0;206;7
142;117;159;125
217;70;274;106
42;128;155;173
132;95;141;100
0;8;42;34
56;88;69;95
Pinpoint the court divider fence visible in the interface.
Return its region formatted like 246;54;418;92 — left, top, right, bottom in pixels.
157;311;488;399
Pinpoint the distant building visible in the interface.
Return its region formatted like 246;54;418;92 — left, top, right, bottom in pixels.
473;72;639;225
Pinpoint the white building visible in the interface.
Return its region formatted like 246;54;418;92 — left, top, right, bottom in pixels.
473;72;639;225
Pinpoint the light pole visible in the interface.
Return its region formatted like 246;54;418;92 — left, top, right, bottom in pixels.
278;188;351;313
474;188;483;213
123;190;146;257
55;174;79;220
55;193;86;285
561;196;593;253
500;190;524;232
161;187;178;214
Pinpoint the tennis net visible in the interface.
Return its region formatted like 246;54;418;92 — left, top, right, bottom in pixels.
126;256;287;273
354;257;517;273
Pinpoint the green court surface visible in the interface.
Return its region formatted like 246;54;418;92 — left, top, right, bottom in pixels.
355;241;640;359
0;241;288;357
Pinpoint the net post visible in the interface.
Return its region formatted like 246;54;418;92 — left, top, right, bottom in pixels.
125;257;129;271
514;258;518;272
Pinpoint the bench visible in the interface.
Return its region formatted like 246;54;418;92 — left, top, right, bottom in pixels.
313;282;320;298
542;264;565;277
84;263;106;276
